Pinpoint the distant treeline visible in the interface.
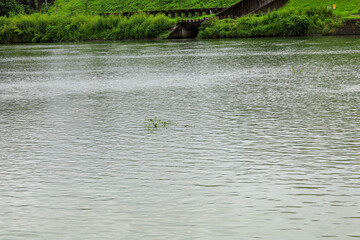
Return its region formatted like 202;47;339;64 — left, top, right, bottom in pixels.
0;0;54;16
0;0;23;16
16;0;55;11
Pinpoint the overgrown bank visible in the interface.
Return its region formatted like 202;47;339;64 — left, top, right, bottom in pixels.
0;14;175;43
0;6;355;43
198;8;342;38
48;0;360;16
50;0;238;15
0;8;344;43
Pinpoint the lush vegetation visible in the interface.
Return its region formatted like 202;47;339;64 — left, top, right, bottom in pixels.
0;0;25;16
50;0;239;15
284;0;360;16
0;0;358;43
0;13;175;43
48;0;360;16
198;7;342;38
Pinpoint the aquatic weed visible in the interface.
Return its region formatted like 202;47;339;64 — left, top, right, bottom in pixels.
145;117;170;129
290;65;302;74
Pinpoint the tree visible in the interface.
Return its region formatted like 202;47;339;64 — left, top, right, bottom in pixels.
0;0;24;16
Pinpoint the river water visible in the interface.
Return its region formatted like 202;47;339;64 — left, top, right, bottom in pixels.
0;37;359;239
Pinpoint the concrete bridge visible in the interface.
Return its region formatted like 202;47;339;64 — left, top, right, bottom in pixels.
101;8;225;18
168;0;289;39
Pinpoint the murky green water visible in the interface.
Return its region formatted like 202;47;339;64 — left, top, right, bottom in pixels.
0;37;359;239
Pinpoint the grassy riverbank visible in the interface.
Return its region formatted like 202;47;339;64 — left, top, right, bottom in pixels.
284;0;359;16
0;0;358;43
0;8;345;43
198;8;342;39
50;0;238;15
0;13;175;43
49;0;360;16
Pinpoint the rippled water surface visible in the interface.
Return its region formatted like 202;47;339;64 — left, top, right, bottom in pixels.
0;37;359;239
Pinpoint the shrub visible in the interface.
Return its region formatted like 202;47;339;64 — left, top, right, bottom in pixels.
0;13;176;43
279;15;311;36
199;7;341;39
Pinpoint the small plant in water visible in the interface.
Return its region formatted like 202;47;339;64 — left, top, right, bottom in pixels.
145;117;170;129
290;66;302;74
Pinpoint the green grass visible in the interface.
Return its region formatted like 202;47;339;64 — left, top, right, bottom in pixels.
50;0;238;15
284;0;360;16
47;0;360;17
0;13;175;43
